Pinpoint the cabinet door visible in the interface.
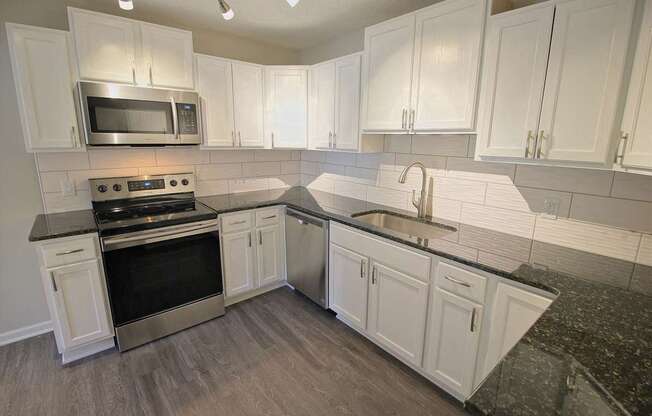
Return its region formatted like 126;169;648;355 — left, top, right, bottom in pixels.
196;55;235;147
538;0;634;163
256;225;285;286
482;283;552;378
233;62;265;148
334;55;361;151
309;62;335;149
424;287;482;398
411;0;485;132
266;67;308;149
69;8;137;84
49;260;113;350
329;243;369;332
620;0;652;169
140;23;194;89
222;230;256;297
6;24;80;151
476;4;554;158
368;262;429;367
362;14;416;132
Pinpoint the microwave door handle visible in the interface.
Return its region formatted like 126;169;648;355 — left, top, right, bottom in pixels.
170;97;179;139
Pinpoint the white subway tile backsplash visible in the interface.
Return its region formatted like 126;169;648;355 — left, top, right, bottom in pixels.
37;152;89;171
432;198;462;222
281;161;301;174
300;161;320;175
209;150;254;163
254;150;294;162
326;152;357;166
333;181;367;200
637;235;652;267
196;180;229;197
343;167;379;185
196;163;242;180
395;153;446;175
306;175;334;193
319;163;347;176
569;194;652;233
446;157;515;184
366;186;408;210
435;177;486;204
242;162;281;177
485;184;572;217
515;165;614;196
356;153;395;170
269;174;301;189
411;135;468;157
139;165;195;176
610;172;652;202
534;218;641;262
229;178;269;193
384;135;412;153
378;169;424;192
39;172;69;193
155;148;209;166
477;251;523;273
301;150;327;163
69;168;139;191
459;224;533;261
88;149;156;169
461;204;536;238
427;239;478;262
43;191;92;213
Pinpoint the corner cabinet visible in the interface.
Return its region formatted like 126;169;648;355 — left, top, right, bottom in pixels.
476;0;635;166
68;7;194;89
6;24;82;152
34;234;114;364
220;207;286;304
196;55;265;148
617;0;652;173
361;0;486;133
265;66;309;149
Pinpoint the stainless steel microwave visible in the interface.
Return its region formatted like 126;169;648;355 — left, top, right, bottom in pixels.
78;81;201;146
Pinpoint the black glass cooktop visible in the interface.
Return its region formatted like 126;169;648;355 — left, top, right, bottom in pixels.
93;193;217;236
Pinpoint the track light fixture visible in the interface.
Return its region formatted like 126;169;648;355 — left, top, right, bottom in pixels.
118;0;134;11
218;0;234;20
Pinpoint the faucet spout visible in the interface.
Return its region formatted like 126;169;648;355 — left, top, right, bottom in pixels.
398;162;428;219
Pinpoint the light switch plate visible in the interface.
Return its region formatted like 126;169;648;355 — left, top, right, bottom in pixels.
60;178;76;197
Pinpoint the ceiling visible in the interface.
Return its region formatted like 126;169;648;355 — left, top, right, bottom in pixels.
80;0;443;50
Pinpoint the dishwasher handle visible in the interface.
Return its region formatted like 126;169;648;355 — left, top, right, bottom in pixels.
286;209;326;229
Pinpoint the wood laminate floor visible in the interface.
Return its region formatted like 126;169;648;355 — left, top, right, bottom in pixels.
0;287;469;416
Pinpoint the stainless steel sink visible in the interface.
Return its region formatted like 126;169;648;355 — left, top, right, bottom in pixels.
352;211;456;240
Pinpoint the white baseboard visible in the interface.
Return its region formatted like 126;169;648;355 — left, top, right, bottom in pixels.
225;281;288;306
0;320;52;347
61;337;115;365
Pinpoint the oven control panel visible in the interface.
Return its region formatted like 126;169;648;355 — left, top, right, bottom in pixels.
90;174;195;202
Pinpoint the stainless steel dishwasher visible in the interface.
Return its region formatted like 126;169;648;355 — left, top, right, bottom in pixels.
285;209;329;308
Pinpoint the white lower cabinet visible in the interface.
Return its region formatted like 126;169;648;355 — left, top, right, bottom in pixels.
220;207;286;303
35;234;114;364
368;261;429;366
424;287;483;399
329;243;369;332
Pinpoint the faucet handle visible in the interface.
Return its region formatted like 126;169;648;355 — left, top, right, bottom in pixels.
411;190;421;210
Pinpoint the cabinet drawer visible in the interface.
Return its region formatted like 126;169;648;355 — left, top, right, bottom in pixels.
436;262;486;304
256;207;281;227
221;211;253;234
40;235;98;268
331;222;430;282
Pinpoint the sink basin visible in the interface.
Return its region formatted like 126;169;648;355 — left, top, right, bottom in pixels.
352;211;456;241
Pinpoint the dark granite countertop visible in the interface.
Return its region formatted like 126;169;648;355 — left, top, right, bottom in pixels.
199;187;652;416
29;209;97;242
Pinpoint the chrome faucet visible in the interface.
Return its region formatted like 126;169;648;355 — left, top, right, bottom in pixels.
398;161;428;219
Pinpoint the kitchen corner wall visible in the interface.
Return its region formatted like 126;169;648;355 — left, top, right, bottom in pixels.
300;134;652;294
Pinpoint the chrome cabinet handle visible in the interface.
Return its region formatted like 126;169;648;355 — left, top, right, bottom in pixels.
470;308;477;332
262;215;276;220
230;220;247;225
70;126;79;148
50;273;58;292
148;65;153;86
333;132;337;148
132;67;136;84
56;248;84;256
409;109;415;130
258;230;262;245
248;232;252;247
329;131;333;148
371;266;376;284
360;260;365;278
231;131;236;147
525;130;534;158
444;275;472;288
614;132;629;165
238;131;242;147
401;109;407;129
271;132;275;148
536;130;545;159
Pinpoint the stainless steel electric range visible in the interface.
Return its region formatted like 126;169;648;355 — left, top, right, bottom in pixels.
90;173;224;351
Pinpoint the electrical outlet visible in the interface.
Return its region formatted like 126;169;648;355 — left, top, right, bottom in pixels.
542;198;560;219
60;178;76;197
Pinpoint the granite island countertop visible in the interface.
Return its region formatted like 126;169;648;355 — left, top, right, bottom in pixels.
27;187;651;415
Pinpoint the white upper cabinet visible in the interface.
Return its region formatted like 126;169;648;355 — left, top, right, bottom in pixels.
362;14;416;132
619;0;652;171
334;55;362;151
309;61;336;149
68;8;194;89
361;0;486;134
411;0;485;132
266;67;308;149
538;0;634;163
7;24;81;152
233;62;266;148
476;0;635;166
476;3;554;158
140;23;194;89
68;8;137;84
196;55;235;147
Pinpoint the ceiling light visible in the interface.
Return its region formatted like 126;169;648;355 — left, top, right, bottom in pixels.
118;0;134;10
218;0;234;20
286;0;300;6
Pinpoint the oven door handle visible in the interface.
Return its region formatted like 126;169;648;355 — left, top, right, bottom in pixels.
102;221;218;252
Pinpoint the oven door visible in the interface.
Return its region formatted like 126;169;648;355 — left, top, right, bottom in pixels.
101;220;222;327
79;81;201;146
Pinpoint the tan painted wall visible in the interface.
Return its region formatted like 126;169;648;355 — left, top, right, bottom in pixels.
299;29;365;65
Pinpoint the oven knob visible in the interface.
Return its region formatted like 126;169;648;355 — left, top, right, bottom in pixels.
181;179;189;186
113;184;122;192
170;180;178;187
97;184;108;193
